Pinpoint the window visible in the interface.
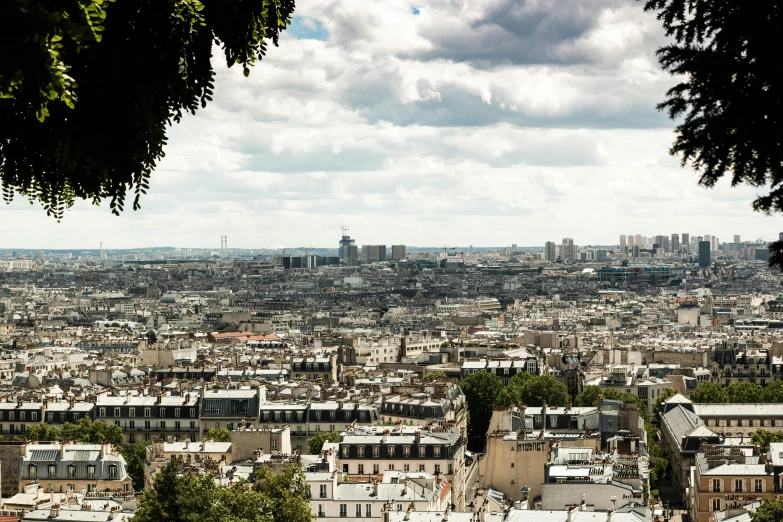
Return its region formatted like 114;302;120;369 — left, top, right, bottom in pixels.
29;465;37;478
434;464;441;474
356;505;362;517
403;446;410;457
145;420;151;430
388;464;395;471
388;446;395;457
358;446;365;458
318;505;326;518
366;505;372;517
190;421;195;429
114;407;121;417
735;479;743;492
160;421;166;429
230;400;249;415
203;400;220;416
271;438;278;450
373;446;380;457
397;505;403;512
68;465;76;478
87;465;95;479
48;464;57;478
343;446;350;457
755;479;764;493
434;446;441;458
190;408;196;417
319;485;327;499
175;421;180;430
373;464;379;474
20;412;25;421
99;408;106;417
159;408;166;417
404;464;410;472
712;498;721;512
129;408;136;417
448;464;453;474
175;408;181;418
109;465;118;478
358;464;364;475
419;446;426;458
419;464;425;472
315;411;321;421
144;408;151;418
129;420;135;430
340;504;347;517
31;412;37;421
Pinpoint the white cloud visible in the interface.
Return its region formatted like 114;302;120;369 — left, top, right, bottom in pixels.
2;0;780;248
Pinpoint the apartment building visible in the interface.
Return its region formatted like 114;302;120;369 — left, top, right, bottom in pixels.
199;387;263;434
258;401;380;453
337;424;467;509
18;442;132;494
690;447;775;522
96;392;200;443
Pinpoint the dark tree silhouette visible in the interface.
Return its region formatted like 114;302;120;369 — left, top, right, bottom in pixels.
643;0;783;267
1;0;294;218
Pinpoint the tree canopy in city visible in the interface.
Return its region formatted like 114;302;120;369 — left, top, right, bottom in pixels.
307;431;340;455
460;371;503;452
24;418;124;445
689;382;730;404
0;0;294;218
642;0;783;268
750;498;783;522
206;428;233;442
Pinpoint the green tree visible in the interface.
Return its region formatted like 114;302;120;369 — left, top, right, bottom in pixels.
206;428;232;443
725;381;764;403
24;422;63;441
60;417;124;445
133;460;273;522
494;372;532;408
653;388;681;421
750;429;783;453
118;441;151;492
517;375;569;408
307;431;340;454
460;371;503;452
763;380;783;403
0;0;295;218
574;385;604;407
642;1;783;268
254;464;313;522
689;382;729;404
422;371;448;382
751;498;783;522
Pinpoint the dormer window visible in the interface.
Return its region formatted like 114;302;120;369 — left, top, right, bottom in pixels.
48;464;57;478
87;465;95;478
29;464;37;478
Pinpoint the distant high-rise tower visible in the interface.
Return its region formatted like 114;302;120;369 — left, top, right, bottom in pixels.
544;241;556;262
779;232;783;242
734;235;741;244
635;234;641;248
671;234;679;254
338;228;357;265
698;241;711;267
619;235;626;248
561;238;576;262
632;245;640;259
682;233;690;253
391;245;407;261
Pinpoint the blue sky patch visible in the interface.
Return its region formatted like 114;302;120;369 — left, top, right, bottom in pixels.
411;6;420;15
287;16;329;41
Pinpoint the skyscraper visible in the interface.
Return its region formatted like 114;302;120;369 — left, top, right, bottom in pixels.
619;235;626;248
544;241;556;262
561;238;576;262
699;241;711;267
391;245;407;261
635;234;642;248
682;233;690;253
734;235;741;244
627;234;635;247
671;234;679;254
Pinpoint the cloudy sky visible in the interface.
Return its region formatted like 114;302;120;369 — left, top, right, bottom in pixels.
2;0;781;249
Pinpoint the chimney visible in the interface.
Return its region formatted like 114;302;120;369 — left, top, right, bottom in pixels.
50;504;60;518
566;506;574;522
373;481;379;496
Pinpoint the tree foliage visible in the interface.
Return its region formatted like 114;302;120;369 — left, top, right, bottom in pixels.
750;429;783;453
642;0;783;268
253;464;313;522
496;373;569;409
422;371;448;382
751;498;783;522
206;428;232;442
118;441;151;492
307;431;340;454
689;382;730;404
0;0;295;218
23;418;123;445
460;371;503;452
